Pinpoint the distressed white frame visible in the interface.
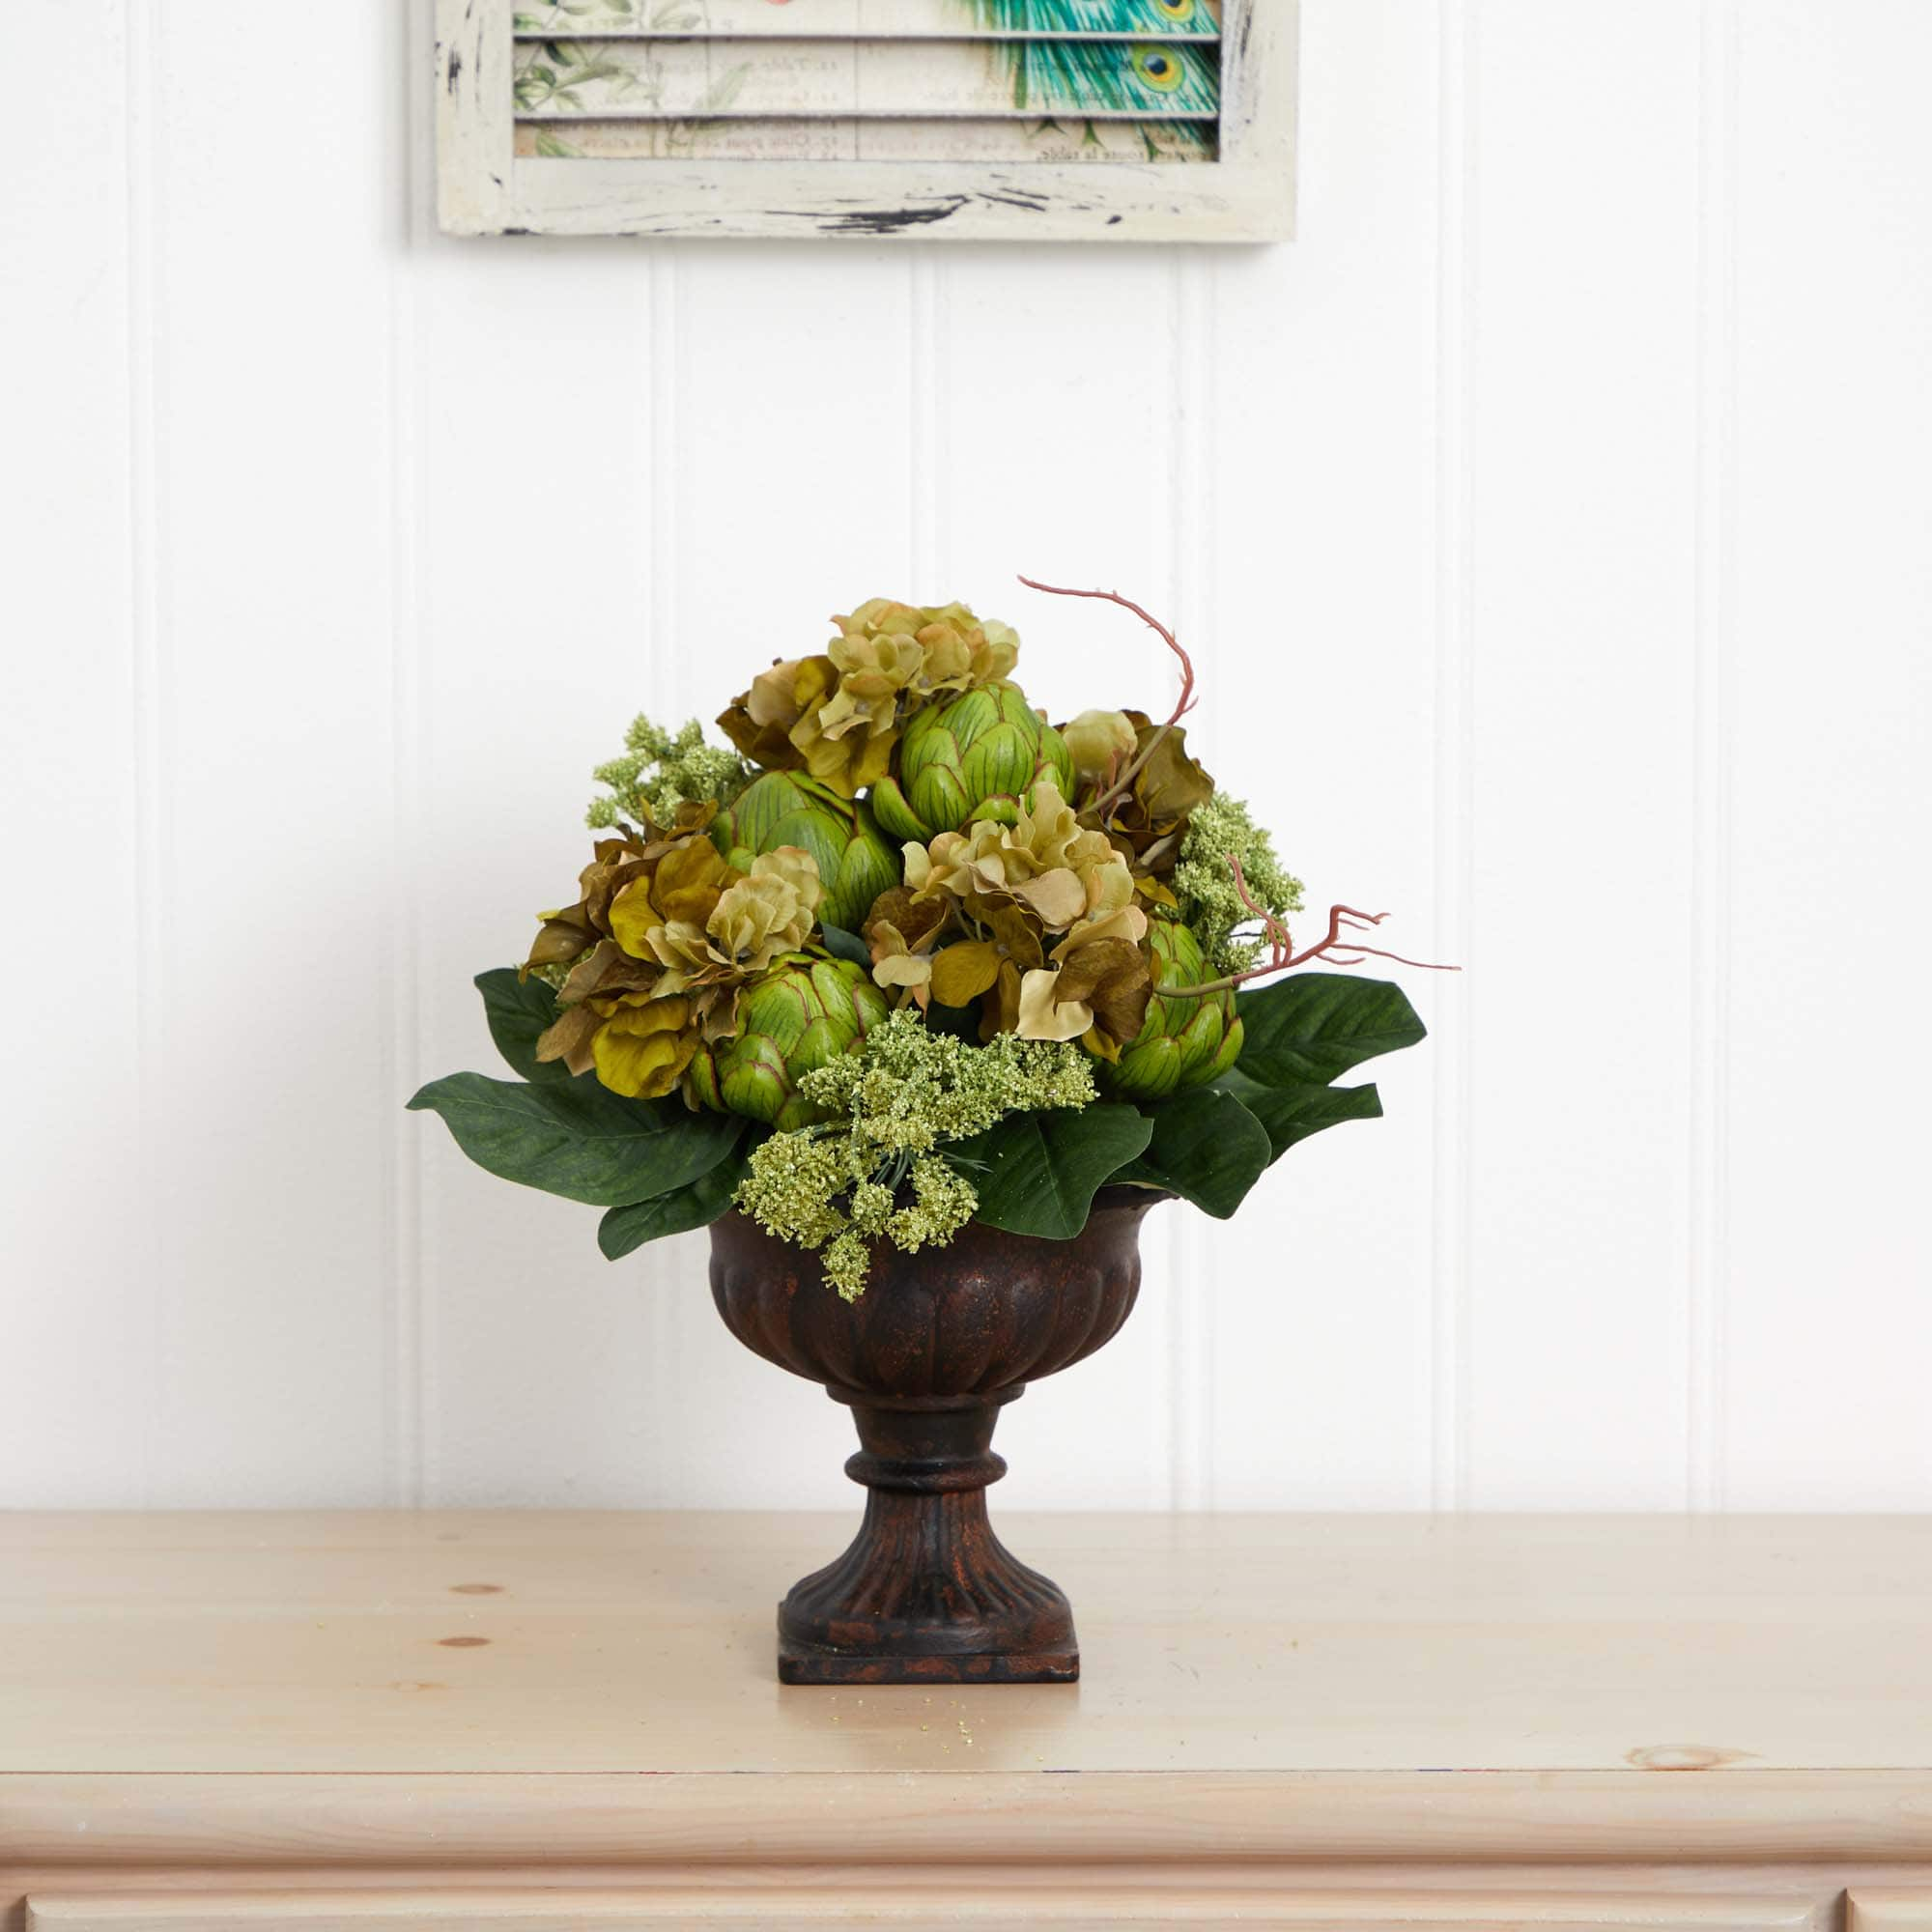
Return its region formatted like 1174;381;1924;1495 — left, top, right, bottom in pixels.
436;0;1295;242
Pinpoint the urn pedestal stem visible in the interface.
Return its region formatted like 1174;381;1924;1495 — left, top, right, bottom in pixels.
778;1390;1078;1685
708;1189;1164;1686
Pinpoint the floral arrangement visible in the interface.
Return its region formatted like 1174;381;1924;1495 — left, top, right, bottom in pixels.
411;582;1436;1297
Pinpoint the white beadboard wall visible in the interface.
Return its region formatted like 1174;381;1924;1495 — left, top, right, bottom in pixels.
5;2;1930;1513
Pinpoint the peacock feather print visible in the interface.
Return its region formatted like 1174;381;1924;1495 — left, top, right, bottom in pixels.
969;4;1221;155
508;0;1225;164
1004;39;1217;117
953;0;1220;33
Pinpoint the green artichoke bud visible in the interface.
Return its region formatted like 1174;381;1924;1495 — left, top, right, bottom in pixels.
1095;920;1243;1101
871;682;1075;842
688;958;889;1130
708;771;898;934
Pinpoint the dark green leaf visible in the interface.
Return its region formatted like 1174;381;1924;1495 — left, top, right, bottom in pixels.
1116;1087;1272;1219
1216;1068;1383;1160
817;923;870;969
407;1072;741;1208
598;1136;753;1258
1235;974;1426;1087
953;1104;1153;1240
474;968;576;1086
923;998;982;1044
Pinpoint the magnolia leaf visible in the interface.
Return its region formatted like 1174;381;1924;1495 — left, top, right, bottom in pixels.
1216;1068;1383;1160
953;1104;1153;1240
1116;1087;1272;1219
930;940;1003;1008
817;923;871;969
1235;974;1426;1087
599;1139;752;1259
407;1072;741;1208
475;968;577;1087
923;998;983;1044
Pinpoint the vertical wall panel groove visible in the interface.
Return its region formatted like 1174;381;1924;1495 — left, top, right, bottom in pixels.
142;0;400;1501
1431;0;1478;1515
1200;1;1440;1510
1165;248;1215;1513
384;0;431;1509
1688;0;1739;1515
125;0;167;1510
10;0;150;1502
1461;1;1699;1506
909;254;942;591
1722;0;1932;1509
640;247;684;1507
1160;249;1188;1511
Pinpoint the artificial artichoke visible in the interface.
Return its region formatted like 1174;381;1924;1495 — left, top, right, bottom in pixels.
687;957;889;1129
1094;918;1242;1101
870;683;1075;842
708;771;897;933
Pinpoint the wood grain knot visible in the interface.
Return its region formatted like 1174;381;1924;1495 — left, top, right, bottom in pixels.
1626;1744;1753;1771
437;1635;492;1648
448;1582;503;1595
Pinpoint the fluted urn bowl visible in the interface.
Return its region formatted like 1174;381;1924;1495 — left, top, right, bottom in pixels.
709;1187;1164;1685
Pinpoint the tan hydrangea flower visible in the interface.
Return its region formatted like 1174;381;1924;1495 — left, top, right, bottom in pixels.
1052;899;1149;961
902;776;1133;937
709;846;822;965
643;847;822;993
603;834;738;963
774;620;918;796
1014;967;1094;1043
909;602;1019;697
862;886;952;1009
1062;708;1138;781
820;630;928;738
867;923;935;1009
716;655;836;774
1013;906;1155;1053
589;994;701;1100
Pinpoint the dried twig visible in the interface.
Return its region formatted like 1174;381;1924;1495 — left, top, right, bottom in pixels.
1018;576;1195;817
1162;862;1461;999
1019;577;1459;997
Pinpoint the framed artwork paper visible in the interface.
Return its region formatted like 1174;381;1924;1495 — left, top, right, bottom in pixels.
437;0;1296;242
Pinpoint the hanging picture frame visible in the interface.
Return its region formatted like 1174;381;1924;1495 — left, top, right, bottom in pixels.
437;1;1296;242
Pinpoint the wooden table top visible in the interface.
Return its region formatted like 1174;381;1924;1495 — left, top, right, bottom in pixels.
4;1511;1930;1865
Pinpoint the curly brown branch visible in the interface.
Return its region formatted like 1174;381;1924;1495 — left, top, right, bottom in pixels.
1161;862;1461;999
1018;576;1196;819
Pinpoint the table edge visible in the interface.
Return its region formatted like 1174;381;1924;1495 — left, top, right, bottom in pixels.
5;1769;1931;1867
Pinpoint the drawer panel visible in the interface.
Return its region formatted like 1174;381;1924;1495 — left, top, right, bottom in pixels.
1849;1895;1932;1931
24;1887;1822;1930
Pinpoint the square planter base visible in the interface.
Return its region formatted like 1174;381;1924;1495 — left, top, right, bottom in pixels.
777;1628;1080;1687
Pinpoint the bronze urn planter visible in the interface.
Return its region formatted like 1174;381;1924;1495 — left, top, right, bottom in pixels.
710;1186;1166;1686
